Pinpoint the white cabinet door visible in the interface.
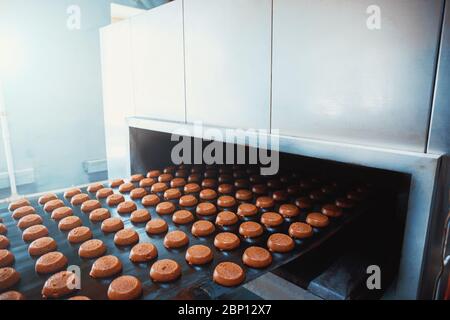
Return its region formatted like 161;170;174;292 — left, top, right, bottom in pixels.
272;0;444;152
100;20;135;179
130;0;186;122
184;0;272;130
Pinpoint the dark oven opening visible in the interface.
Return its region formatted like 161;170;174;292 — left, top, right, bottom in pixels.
129;127;411;300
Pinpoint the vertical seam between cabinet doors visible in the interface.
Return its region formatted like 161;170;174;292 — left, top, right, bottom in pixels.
425;0;446;154
269;0;274;133
182;0;188;123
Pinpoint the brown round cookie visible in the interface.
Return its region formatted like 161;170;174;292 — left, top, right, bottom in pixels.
110;179;125;188
267;179;282;190
204;170;218;179
185;245;213;265
58;216;82;231
309;190;324;202
101;217;124;233
68;296;90;300
295;196;313;209
42;271;79;299
114;228;139;246
199;189;217;201
255;196;275;209
164;188;182;200
70;193;90;206
196;202;217;216
336;197;355;209
214;232;240;251
130;174;145;183
68;226;93;244
147;170;161;178
213;262;245;287
150;259;181;283
51;207;73;221
179;195;198;207
242;246;272;268
0;250;14;267
106;194;125;206
216;211;239;226
267;233;295;253
0;291;25;300
260;212;284;228
234;179;249;189
321;204;343;217
219;175;233;184
12;205;36;219
38;193;58;205
0;236;10;249
201;178;217;189
89;208;111;222
8;198;31;212
117;201;137;214
28;237;57;256
273;190;289;202
184;183;201;194
131;209;151;223
87;183;104;193
191;220;215;237
23;225;49;242
79;239;106;259
217;195;236;208
155;201;176;215
172;210;194;225
164;230;189;249
170;178;186;188
145;219;168;235
44;199;65;213
237;203;258;218
0;267;20;291
279;204;300;218
96;188;114;199
239;221;264;238
287;185;301;195
188;174;201;183
218;184;233;194
158;173;173;183
252;184;268;195
108;275;142;300
64;188;82;199
129;243;158;263
289;222;313;239
151;182;168;193
90;255;122;278
80;200;101;214
139;177;155;188
35;252;68;274
130;187;147;200
235;189;253;201
0;224;6;235
119;182;135;193
141;194;160;207
306;212;330;228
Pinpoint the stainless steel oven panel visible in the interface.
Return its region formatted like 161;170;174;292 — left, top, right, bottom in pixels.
271;0;444;153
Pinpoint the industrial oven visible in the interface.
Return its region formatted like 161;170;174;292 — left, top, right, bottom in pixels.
99;0;450;300
0;0;449;300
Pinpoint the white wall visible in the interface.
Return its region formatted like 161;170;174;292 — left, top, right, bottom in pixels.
0;0;152;195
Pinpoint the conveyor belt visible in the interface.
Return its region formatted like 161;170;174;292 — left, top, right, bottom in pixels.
0;167;370;300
